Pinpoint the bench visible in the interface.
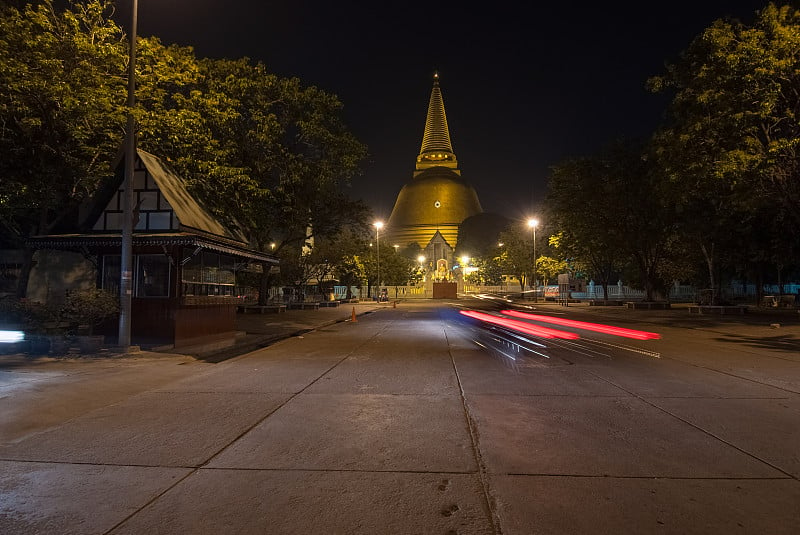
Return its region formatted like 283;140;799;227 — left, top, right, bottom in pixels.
589;299;624;306
625;302;671;310
319;301;340;307
238;304;286;314
287;302;320;310
688;305;748;315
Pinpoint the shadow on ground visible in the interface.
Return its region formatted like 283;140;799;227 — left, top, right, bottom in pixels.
712;332;800;354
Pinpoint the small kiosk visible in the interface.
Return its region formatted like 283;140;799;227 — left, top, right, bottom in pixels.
30;150;277;349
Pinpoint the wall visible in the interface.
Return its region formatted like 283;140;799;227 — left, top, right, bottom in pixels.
27;250;96;304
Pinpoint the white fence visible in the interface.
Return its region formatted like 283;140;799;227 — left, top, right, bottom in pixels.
315;282;799;303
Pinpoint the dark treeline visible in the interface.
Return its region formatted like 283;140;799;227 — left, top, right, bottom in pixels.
545;3;800;304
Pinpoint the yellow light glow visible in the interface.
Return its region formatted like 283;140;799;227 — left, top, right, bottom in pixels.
527;218;539;229
374;221;384;230
417;255;426;263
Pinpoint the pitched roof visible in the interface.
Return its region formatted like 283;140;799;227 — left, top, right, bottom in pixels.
136;150;247;243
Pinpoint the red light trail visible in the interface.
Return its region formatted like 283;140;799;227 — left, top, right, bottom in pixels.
500;310;661;340
459;310;580;339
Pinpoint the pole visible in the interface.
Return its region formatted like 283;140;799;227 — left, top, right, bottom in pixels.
533;225;537;303
118;0;138;349
376;225;381;298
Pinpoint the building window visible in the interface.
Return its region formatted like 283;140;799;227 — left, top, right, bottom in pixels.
101;254;170;298
181;250;236;297
101;255;121;295
135;255;170;297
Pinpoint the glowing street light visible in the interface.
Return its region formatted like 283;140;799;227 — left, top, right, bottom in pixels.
527;218;539;302
374;221;384;298
417;255;426;283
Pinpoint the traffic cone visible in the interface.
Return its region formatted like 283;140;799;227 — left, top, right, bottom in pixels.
393;300;397;308
351;306;357;322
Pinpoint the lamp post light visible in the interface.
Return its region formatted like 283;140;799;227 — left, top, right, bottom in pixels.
374;221;383;298
527;218;539;302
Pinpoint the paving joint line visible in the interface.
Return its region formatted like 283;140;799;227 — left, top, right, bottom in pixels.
587;371;799;481
442;308;504;535
102;311;397;534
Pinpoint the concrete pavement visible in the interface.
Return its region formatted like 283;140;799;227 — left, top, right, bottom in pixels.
1;298;799;534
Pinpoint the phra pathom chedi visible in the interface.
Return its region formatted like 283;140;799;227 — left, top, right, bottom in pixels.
385;73;483;282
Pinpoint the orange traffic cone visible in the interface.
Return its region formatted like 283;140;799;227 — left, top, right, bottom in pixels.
351;306;357;322
393;300;397;308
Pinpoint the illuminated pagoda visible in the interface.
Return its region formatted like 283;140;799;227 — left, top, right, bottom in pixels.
386;73;483;280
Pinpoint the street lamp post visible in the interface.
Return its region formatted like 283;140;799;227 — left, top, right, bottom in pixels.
374;221;383;299
527;218;539;302
118;0;138;350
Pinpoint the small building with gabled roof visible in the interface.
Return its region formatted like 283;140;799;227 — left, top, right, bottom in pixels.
29;149;278;350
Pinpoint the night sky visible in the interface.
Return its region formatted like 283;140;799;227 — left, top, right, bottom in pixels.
114;0;769;220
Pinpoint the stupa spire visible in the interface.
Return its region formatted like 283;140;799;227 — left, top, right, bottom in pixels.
415;72;459;176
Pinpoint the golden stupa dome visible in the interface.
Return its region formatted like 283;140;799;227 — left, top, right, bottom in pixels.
387;166;483;248
386;73;483;249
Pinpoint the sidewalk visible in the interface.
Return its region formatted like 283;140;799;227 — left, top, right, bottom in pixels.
199;300;389;361
2;298;798;534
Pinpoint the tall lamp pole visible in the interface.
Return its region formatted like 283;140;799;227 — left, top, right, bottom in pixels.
374;221;383;298
527;218;539;302
118;0;138;349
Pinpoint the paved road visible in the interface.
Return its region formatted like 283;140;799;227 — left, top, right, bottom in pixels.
1;300;799;534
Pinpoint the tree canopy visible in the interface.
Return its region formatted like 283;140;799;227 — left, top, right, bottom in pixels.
648;2;800;300
0;0;370;300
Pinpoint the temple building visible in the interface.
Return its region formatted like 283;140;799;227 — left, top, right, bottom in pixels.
386;73;483;280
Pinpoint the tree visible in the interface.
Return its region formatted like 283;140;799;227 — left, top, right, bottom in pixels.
648;3;800;302
380;246;415;286
293;224;371;299
548;141;676;301
0;0;127;296
465;253;504;286
335;255;366;299
0;1;371;308
174;58;370;304
497;224;535;293
547;155;627;301
535;255;568;286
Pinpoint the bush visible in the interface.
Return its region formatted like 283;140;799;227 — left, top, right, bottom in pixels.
0;297;62;333
62;288;119;335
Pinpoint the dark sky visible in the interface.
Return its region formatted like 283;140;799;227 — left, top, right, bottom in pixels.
114;0;769;220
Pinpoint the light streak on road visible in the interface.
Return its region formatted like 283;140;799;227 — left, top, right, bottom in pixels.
0;330;24;343
500;310;661;340
459;310;580;339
